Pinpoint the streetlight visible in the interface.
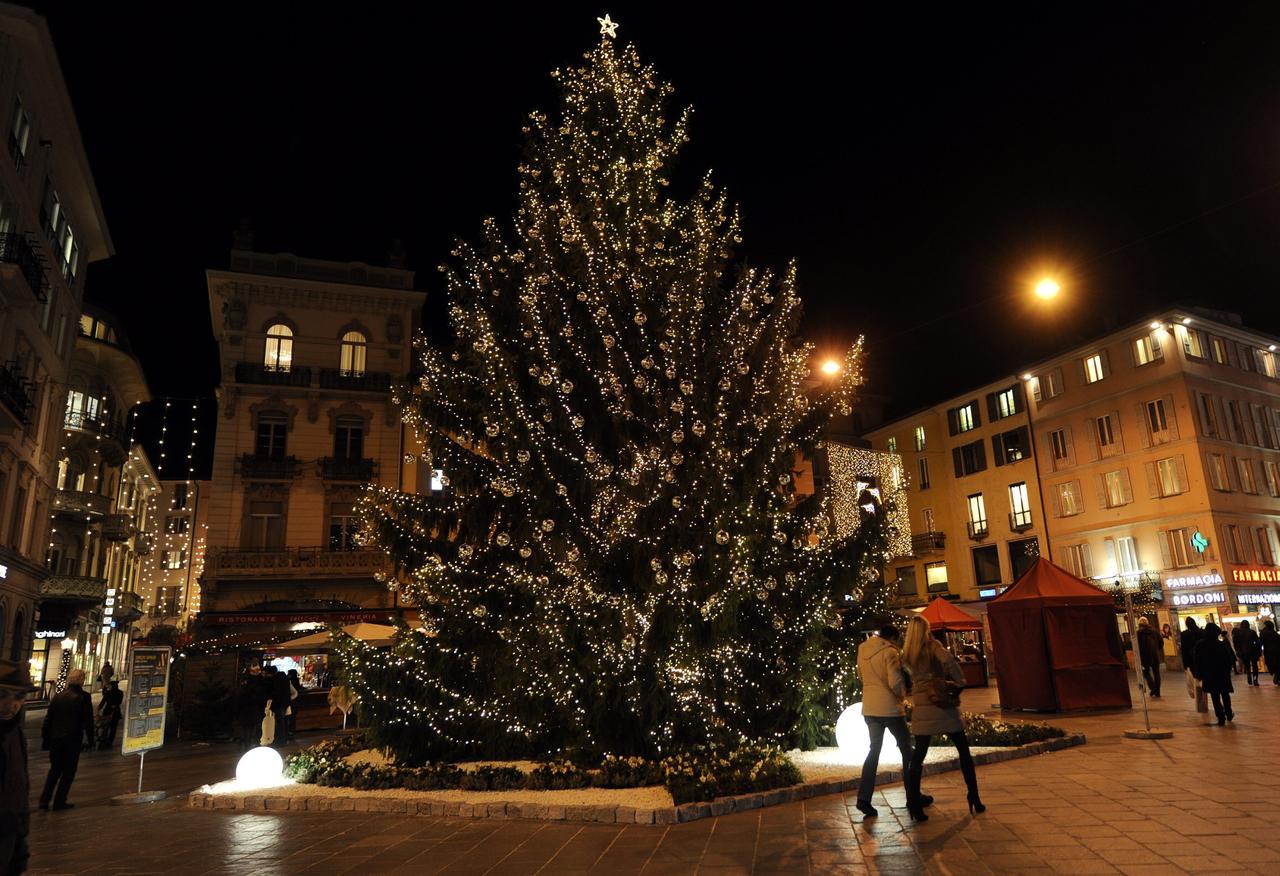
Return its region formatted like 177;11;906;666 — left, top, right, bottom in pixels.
820;359;842;376
1034;278;1061;300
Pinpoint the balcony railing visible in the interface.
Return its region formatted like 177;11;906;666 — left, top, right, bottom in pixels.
0;231;48;302
205;546;387;578
967;521;990;540
101;514;135;542
113;590;144;622
911;532;946;555
319;456;377;481
40;574;108;603
234;362;312;387
134;532;154;556
55;489;111;517
64;411;126;441
238;454;302;479
1009;510;1034;531
318;368;392;392
0;361;33;425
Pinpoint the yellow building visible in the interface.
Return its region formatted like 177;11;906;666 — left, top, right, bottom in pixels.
1023;308;1280;639
867;377;1047;611
0;2;112;682
199;246;424;636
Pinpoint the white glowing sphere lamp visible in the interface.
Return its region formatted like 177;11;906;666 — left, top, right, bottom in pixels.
236;746;284;787
835;702;870;758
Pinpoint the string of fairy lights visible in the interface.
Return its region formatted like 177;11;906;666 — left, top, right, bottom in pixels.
340;21;897;761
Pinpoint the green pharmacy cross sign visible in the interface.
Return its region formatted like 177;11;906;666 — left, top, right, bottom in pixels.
1191;531;1209;554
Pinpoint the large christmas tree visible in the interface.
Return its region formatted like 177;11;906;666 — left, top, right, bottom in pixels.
343;19;892;764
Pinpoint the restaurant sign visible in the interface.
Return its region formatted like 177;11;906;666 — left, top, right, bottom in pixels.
1170;591;1225;607
199;611;394;625
1230;568;1280;584
1163;573;1224;590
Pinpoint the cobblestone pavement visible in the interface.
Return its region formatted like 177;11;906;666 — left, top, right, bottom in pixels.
23;674;1280;874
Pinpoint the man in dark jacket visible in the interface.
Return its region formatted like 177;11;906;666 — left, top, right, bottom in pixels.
265;666;292;748
0;661;36;874
235;665;269;750
98;681;124;748
1195;623;1236;726
39;669;94;810
1136;617;1164;697
1232;620;1262;685
1180;617;1203;674
1261;620;1280;686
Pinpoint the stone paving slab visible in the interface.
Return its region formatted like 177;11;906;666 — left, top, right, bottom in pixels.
186;734;1085;824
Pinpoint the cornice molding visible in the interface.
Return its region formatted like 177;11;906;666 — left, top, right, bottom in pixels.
209;276;424;317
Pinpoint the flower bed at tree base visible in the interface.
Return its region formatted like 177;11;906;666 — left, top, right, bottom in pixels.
189;733;1085;823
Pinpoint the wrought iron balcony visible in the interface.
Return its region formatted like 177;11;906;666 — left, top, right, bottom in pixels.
966;520;990;540
318;368;392;392
238;454;301;479
911;531;946;555
101;514;135;542
319;456;377;481
112;590;144;622
0;231;48;302
63;410;125;440
205;546;386;579
40;574;108;603
0;361;32;426
234;362;312;387
134;532;154;556
1009;510;1034;532
55;489;111;518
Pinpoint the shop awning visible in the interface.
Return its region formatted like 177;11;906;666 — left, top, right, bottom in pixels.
919;596;983;631
273;622;398;653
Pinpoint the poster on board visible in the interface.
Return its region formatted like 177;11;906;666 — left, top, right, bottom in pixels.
121;646;171;756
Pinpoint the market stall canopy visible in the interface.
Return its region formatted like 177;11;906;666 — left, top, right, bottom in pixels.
919;597;983;631
987;557;1130;712
275;623;398;653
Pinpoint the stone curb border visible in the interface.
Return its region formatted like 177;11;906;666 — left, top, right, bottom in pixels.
188;733;1085;825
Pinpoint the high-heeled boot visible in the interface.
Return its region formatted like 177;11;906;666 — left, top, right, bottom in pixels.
967;790;985;814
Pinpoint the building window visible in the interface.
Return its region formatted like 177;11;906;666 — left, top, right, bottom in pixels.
334;416;364;460
1083;353;1106;384
1030;370;1061;402
1256;349;1278;379
328;502;359;551
39;178;78;285
8;96;30;167
1062;543;1092;578
922;508;936;533
1095;414;1119;457
1265;461;1280;497
1223;525;1249;565
1251;405;1275;449
1009;482;1032;528
1162;528;1194;569
1182;327;1208;359
245;500;285;549
953;440;987;477
1115;536;1140;576
154;587;180;617
973;545;1001;586
1145;398;1171;442
886;436;897;453
264;324;293;372
1053;480;1083;517
917;457;930;490
924;561;948;593
896;566;918;597
340;331;367;376
1197;393;1220;438
1102;469;1133;507
1207;453;1231;492
913;426;926;452
1237;458;1258;494
1257;528;1278;566
995;388;1017;419
174;483;189;510
1237;342;1254;372
255;414;288;459
160;549;187;570
165;516;189;534
949;401;979;435
1210;336;1229;364
1049;428;1071;470
1151;456;1188;497
966;492;988;538
1134;333;1162;366
1009;537;1039;581
993;427;1030;465
64;390;101;429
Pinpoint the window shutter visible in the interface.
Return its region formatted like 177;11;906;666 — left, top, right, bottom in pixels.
1013;383;1026;413
1136;404;1151;448
1081;544;1093;577
947;408;959;436
1075;357;1088;385
1110;411;1124;452
1197;394;1212;437
986;393;998;422
1120;468;1134;504
1103;538;1118;577
1095;474;1108;508
1174;456;1189;494
1160;394;1178;439
1049;486;1062;518
1157;531;1172;569
1101;349;1111;378
991;435;1005;467
952;447;963;478
1151;332;1163;360
1085;418;1100;461
1031;378;1043;403
972;402;982;429
1064;428;1075;466
1144;461;1160;498
974;441;987;473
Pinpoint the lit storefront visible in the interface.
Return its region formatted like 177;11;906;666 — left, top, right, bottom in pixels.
1164;568;1280;635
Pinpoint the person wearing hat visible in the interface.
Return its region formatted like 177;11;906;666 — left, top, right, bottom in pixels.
39;668;94;811
0;660;36;873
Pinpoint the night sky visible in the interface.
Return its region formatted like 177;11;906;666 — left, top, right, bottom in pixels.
30;2;1280;461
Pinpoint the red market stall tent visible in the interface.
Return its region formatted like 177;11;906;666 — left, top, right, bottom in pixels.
919;597;988;687
987;557;1131;711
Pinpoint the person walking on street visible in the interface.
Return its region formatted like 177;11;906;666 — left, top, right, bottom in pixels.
1195;623;1236;726
38;669;94;811
235;665;269;751
1136;617;1163;697
1233;620;1261;685
96;661;114;692
265;666;291;748
853;624;931;819
1260;619;1280;686
1224;624;1241;675
0;661;36;874
1180;617;1203;673
97;681;124;749
902;616;982;822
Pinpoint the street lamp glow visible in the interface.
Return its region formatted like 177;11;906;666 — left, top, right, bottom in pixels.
1034;278;1061;300
820;359;842;376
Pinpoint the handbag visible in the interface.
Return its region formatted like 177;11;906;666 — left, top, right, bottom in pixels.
260;705;277;746
926;650;963;709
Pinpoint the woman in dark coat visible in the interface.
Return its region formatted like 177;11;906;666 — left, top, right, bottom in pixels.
1194;622;1235;725
1260;620;1280;686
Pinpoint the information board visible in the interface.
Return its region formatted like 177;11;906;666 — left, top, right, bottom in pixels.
121;646;171;756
